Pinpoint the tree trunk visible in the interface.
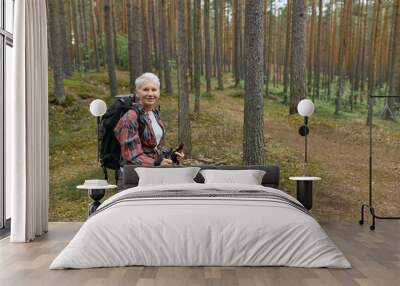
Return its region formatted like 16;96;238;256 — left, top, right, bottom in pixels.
233;0;241;85
289;0;306;114
132;0;143;82
307;0;316;96
214;0;224;89
377;8;388;86
90;0;100;72
111;0;118;65
104;0;118;97
360;0;368;101
71;0;81;69
283;0;291;102
219;0;225;73
96;0;105;66
243;0;264;165
168;0;175;60
225;2;231;72
160;0;173;94
127;0;135;93
176;0;192;156
204;0;212;93
79;0;90;70
385;0;400;119
335;0;352;115
240;0;245;81
66;0;75;72
367;0;381;125
272;7;279;88
194;0;201;112
150;0;160;76
121;0;127;32
59;0;72;76
141;0;152;72
263;0;268;89
327;0;338;101
201;17;204;77
325;0;333;99
265;0;273;95
353;1;362;102
187;0;193;91
48;0;66;104
314;0;323;100
47;0;53;69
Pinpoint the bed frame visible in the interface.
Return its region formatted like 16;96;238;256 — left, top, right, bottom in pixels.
118;165;280;191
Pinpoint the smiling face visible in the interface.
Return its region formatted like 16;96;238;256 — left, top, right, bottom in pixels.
136;80;160;110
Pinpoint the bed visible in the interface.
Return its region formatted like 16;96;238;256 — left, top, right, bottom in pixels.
50;165;351;269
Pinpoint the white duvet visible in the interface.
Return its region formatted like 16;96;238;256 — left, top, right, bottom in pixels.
50;183;351;269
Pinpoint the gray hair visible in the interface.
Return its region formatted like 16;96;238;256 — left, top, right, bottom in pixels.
135;72;160;89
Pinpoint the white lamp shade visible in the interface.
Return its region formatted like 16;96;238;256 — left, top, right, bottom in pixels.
297;99;315;117
89;99;107;117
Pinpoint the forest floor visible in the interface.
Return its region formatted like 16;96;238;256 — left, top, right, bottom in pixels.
48;70;400;223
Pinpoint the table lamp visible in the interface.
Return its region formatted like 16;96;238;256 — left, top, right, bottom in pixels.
297;99;315;164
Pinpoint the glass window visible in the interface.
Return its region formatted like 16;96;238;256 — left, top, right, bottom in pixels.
5;43;12;220
5;0;13;33
0;36;3;228
0;0;3;30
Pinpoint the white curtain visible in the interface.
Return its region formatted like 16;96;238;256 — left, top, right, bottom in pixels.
7;0;49;242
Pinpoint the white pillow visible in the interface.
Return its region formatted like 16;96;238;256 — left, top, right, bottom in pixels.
200;169;266;185
135;167;201;186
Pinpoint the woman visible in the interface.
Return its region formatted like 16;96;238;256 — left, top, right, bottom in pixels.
114;72;184;166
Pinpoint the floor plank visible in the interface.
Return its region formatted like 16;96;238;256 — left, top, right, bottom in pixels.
0;222;399;286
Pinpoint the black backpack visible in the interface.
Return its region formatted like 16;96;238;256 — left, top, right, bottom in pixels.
99;96;141;179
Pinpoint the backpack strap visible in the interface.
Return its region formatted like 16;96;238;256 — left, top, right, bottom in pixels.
130;103;146;138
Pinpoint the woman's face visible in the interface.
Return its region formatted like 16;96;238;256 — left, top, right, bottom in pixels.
136;80;160;109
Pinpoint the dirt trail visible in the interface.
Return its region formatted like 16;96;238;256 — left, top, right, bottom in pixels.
216;92;400;222
268;118;400;221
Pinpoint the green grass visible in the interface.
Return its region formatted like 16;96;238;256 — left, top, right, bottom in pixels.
49;69;400;222
49;70;130;221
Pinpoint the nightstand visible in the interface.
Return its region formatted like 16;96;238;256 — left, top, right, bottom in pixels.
289;176;321;210
77;180;117;215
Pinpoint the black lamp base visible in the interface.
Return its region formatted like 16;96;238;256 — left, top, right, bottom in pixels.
88;189;105;216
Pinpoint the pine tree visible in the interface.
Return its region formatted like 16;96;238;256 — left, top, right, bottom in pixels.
335;0;352;115
194;0;201;112
289;0;306;114
204;0;212;93
104;0;118;96
176;0;192;156
243;0;265;165
59;0;72;76
160;0;173;94
48;0;66;104
214;0;224;89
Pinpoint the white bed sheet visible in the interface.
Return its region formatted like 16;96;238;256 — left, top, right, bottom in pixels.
50;183;351;269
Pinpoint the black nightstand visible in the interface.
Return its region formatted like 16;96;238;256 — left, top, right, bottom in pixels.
77;181;117;215
289;176;321;210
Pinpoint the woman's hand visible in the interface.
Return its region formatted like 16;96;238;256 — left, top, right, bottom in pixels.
160;158;173;165
174;152;185;163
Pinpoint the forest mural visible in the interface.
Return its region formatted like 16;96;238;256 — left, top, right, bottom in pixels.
47;0;400;222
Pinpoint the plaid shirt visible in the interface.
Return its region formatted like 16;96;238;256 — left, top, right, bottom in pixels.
114;105;171;166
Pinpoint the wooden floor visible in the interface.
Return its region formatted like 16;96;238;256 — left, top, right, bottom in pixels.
0;221;399;286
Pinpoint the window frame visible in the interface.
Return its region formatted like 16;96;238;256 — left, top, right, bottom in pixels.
0;0;13;233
